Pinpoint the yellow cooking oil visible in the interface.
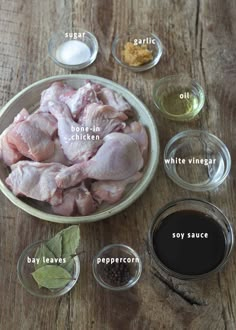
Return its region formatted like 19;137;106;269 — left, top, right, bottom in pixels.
157;89;199;118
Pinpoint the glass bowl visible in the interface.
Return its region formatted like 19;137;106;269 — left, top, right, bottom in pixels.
148;199;234;280
48;28;98;70
153;74;205;121
164;130;231;191
112;31;163;72
92;244;142;291
17;240;80;298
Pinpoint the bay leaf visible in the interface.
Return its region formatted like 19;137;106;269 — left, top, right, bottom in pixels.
32;265;72;289
34;243;56;270
46;234;62;258
61;256;75;274
60;226;80;257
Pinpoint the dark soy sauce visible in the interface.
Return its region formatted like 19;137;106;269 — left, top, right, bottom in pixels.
153;210;226;276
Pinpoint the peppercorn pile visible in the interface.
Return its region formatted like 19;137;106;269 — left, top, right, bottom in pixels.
102;262;132;286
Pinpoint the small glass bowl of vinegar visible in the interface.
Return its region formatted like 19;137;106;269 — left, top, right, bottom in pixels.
153;74;205;121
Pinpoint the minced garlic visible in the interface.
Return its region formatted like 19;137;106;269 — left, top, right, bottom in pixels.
122;42;153;67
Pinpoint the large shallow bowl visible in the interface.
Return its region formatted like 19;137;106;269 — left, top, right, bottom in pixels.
0;75;159;223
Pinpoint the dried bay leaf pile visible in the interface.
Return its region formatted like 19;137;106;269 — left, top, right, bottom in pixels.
32;225;80;290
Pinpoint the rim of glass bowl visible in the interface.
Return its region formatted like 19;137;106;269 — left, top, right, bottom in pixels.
148;198;234;280
48;29;98;70
17;240;80;298
92;244;142;291
164;130;231;191
153;74;205;121
112;32;163;72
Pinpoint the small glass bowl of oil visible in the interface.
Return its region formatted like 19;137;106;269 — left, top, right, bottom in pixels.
153;74;205;121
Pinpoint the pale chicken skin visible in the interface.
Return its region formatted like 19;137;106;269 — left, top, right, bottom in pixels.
0;109;58;165
7;121;55;162
56;132;144;189
6;161;66;205
52;183;97;216
40;81;76;112
124;121;148;161
46;101;128;164
97;87;133;115
0;108;29;166
26;112;57;137
60;82;101;119
78;103;128;136
91;172;142;204
41;81;101;119
43;138;70;165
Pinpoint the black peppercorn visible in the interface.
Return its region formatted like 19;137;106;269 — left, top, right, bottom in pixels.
103;262;131;286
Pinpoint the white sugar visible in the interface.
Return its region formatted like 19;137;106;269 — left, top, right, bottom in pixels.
56;40;91;65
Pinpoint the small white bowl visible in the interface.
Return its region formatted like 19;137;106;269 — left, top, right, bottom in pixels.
0;75;159;223
48;29;98;70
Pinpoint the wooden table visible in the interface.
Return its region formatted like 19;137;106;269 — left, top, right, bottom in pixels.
0;0;236;329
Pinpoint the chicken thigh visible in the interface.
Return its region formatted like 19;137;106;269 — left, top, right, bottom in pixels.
26;112;57;137
0;108;29;166
6;161;66;205
56;132;144;189
7;120;55;162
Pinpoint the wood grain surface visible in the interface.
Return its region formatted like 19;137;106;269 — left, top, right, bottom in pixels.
0;0;236;329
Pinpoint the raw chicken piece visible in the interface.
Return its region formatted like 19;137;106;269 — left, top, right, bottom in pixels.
26;112;57;137
75;182;97;215
91;172;142;204
0;138;22;166
52;183;97;216
97;88;133;115
40;81;76;111
56;132;144;189
47;101;102;163
52;188;77;216
60;82;101;119
124;121;148;161
7;120;55;162
6;161;66;205
0;109;29;166
88;81;103;93
13;108;29;122
43;139;70;165
78;103;127;136
0;81;150;217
